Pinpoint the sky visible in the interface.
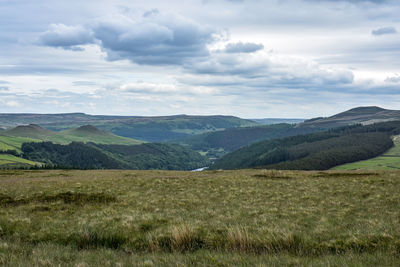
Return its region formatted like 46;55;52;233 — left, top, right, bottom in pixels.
0;0;399;118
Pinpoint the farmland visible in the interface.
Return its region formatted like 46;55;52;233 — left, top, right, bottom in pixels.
0;169;399;265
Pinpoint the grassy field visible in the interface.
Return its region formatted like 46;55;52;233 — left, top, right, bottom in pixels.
0;169;399;266
0;135;40;152
0;155;38;168
333;135;400;170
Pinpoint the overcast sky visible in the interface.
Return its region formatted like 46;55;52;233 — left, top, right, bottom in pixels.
0;0;399;118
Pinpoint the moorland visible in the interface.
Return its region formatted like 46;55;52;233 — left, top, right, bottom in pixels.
0;169;399;266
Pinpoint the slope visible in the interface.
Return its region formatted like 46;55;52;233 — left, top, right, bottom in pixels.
178;123;323;158
21;142;210;170
0;113;258;142
1;124;141;146
0;154;38;168
211;121;400;170
298;106;400;129
333;135;400;170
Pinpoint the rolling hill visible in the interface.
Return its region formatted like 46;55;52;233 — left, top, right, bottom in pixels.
178;123;323;158
298;106;400;129
21;142;210;170
210;121;400;170
333;135;400;170
0;114;258;142
0;124;142;146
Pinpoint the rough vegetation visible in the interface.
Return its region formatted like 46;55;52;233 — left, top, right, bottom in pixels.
0;169;399;265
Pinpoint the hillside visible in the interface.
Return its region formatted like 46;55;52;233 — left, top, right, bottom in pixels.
333;135;400;170
211;121;400;170
0;114;258;142
1;124;141;146
299;106;400;129
251;118;305;125
0;135;41;153
21;142;210;170
178;123;323;158
0;154;39;168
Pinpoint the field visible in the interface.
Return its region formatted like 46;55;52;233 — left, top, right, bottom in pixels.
0;169;399;266
0;135;40;152
0;154;38;167
334;135;400;170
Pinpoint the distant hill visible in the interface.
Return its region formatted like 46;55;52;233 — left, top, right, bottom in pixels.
0;113;258;142
299;106;400;129
210;121;400;170
22;142;210;170
250;118;305;125
0;124;141;146
178;123;323;158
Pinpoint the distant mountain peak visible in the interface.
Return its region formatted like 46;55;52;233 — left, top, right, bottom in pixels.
10;124;49;132
74;125;104;134
299;106;400;128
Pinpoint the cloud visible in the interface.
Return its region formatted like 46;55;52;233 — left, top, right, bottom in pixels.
38;24;94;49
385;75;400;83
225;42;264;53
372;26;397;36
0;86;9;91
6;101;20;107
0;81;9;84
120;82;215;95
38;11;216;65
92;12;216;65
73;81;98;86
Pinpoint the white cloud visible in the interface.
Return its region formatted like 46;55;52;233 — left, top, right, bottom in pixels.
6;101;20;107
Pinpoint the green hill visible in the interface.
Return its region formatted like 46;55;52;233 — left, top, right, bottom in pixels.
0;135;41;153
1;124;141;146
0;154;39;168
211;121;400;170
299;106;400;129
178;123;323;158
0;114;258;142
333;135;400;170
21;142;210;170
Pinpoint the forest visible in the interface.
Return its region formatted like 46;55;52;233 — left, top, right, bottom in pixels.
21;142;210;170
210;121;400;170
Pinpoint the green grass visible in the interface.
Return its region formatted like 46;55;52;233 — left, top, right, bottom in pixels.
0;169;399;265
0;136;41;152
0;154;38;167
333;135;400;170
1;125;142;146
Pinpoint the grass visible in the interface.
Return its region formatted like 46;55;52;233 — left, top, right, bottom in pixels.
0;135;41;153
334;135;400;170
0;169;399;265
0;154;38;167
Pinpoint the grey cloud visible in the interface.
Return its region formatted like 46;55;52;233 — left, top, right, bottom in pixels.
92;12;215;65
385;75;400;83
38;24;94;49
0;81;10;84
225;42;264;53
0;86;9;91
38;12;216;66
372;26;397;36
